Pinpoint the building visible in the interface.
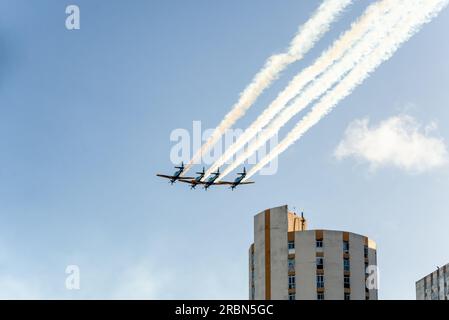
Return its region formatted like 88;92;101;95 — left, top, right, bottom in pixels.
416;263;449;300
248;205;378;300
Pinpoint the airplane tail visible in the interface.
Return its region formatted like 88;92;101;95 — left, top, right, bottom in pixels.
196;167;205;175
175;162;184;170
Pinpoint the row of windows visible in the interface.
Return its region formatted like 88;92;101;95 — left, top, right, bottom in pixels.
290;292;351;300
288;240;369;256
288;257;349;272
315;257;350;271
289;275;325;290
290;293;350;300
288;274;351;290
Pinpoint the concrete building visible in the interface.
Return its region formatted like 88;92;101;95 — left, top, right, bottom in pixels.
416;263;449;300
248;205;378;300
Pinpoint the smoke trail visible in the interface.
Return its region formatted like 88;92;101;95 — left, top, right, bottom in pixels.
205;0;402;179
218;0;414;181
245;0;449;180
183;0;353;173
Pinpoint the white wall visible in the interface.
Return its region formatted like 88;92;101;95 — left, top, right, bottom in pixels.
295;231;316;300
349;233;366;299
323;231;344;300
253;210;265;299
269;205;289;300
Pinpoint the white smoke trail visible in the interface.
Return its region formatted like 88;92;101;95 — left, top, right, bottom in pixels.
245;0;449;180
183;0;353;173
205;0;402;179
218;0;415;181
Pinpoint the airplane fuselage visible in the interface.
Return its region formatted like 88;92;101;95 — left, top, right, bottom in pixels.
204;174;219;189
234;176;244;184
189;175;204;188
170;169;183;182
230;174;246;190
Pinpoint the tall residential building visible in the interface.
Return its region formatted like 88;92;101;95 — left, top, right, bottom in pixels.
416;263;449;300
248;205;378;300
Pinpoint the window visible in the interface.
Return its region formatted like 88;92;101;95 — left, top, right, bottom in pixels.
317;275;324;288
288;241;295;250
317;293;324;300
316;240;323;248
288;258;295;273
344;258;350;272
343;240;349;253
344;275;350;289
288;275;296;289
288;293;295;301
344;293;350;300
316;257;324;270
364;245;369;258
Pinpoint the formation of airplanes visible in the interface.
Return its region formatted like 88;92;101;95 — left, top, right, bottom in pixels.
156;163;254;190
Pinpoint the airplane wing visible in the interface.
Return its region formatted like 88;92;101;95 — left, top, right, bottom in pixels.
156;174;195;179
177;179;205;185
208;181;255;185
156;174;175;179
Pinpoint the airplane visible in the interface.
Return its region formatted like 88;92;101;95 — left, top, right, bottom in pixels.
177;167;220;190
224;167;255;190
202;168;221;190
156;162;194;184
178;167;254;190
178;167;206;189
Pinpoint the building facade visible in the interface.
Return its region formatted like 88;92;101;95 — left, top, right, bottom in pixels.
416;263;449;300
249;205;378;300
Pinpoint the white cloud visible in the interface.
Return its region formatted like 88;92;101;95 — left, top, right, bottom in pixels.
334;114;448;173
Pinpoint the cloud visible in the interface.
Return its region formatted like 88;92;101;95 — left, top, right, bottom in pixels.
334;114;448;173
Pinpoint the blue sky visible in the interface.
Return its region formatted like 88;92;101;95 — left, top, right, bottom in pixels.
0;0;449;299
